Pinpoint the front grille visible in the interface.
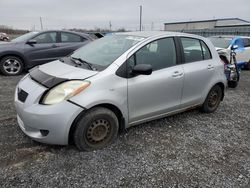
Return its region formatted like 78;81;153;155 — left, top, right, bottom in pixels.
18;88;28;103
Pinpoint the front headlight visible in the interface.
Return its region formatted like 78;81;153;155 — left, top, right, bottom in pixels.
41;80;90;105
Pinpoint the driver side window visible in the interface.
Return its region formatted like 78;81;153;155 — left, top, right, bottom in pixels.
33;32;57;44
128;37;177;71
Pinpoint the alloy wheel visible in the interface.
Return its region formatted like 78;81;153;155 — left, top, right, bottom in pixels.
3;58;22;75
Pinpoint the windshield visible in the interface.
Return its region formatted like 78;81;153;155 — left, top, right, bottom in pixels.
12;32;38;42
71;35;144;69
208;37;232;48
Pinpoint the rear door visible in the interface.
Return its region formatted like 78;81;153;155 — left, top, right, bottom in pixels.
127;37;184;124
180;37;215;107
24;31;60;66
56;32;90;57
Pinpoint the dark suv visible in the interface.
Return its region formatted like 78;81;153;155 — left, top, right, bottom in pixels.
0;30;94;75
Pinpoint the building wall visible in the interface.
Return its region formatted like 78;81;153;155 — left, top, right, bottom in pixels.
176;27;250;37
164;21;216;31
216;19;248;27
164;19;250;36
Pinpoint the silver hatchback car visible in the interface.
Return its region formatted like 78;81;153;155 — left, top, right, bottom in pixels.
15;31;227;151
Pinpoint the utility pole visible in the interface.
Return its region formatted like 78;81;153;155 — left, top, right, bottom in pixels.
109;21;112;31
151;22;154;31
40;16;43;30
139;5;142;31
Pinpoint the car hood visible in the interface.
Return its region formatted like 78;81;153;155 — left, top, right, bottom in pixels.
29;60;98;88
0;41;18;47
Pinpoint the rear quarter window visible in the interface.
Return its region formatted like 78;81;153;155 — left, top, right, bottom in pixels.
201;41;212;60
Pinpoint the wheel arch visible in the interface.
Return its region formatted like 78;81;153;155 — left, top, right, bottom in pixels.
68;103;126;145
219;55;229;64
0;53;27;68
214;82;225;101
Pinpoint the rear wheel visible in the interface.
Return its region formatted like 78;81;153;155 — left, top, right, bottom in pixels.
74;107;119;151
200;85;222;113
0;56;23;76
228;80;238;88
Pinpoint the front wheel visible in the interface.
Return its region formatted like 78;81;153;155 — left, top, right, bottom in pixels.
74;107;119;151
200;85;222;113
244;61;250;70
0;56;24;76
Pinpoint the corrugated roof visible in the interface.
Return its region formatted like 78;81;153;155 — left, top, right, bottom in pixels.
164;18;250;25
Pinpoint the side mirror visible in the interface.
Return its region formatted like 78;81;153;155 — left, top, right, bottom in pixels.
132;64;152;75
231;45;238;50
26;39;37;45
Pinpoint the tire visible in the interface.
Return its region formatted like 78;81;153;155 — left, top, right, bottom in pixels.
0;56;24;76
200;85;222;113
244;61;250;70
228;81;238;88
3;38;8;41
74;107;119;151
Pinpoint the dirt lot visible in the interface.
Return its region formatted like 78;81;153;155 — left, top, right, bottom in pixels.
0;71;250;188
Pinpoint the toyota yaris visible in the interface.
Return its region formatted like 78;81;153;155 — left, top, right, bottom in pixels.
15;31;227;151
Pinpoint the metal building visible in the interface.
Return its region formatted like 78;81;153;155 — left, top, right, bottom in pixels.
164;18;250;37
164;18;250;31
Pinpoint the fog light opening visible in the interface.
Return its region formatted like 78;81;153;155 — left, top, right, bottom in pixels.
40;130;49;136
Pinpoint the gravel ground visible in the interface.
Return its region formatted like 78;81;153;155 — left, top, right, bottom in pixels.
0;71;250;188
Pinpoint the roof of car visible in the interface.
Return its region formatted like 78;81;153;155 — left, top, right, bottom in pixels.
117;31;183;38
32;30;93;39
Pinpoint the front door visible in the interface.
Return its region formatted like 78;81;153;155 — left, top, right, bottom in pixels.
24;31;60;66
127;37;184;124
236;38;250;63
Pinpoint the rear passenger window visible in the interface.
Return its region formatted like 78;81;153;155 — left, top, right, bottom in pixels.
201;41;212;60
181;38;203;63
129;37;177;71
61;32;84;43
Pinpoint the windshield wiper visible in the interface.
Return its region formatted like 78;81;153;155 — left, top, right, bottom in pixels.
70;57;96;71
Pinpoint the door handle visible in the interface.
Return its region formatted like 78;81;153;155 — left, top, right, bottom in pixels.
51;44;58;48
172;71;183;77
207;64;214;70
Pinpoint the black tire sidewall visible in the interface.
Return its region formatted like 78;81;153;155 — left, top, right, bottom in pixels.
0;56;23;76
201;85;222;113
228;81;238;88
245;61;250;70
74;107;119;151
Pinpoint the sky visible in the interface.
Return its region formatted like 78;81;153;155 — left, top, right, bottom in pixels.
0;0;250;31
